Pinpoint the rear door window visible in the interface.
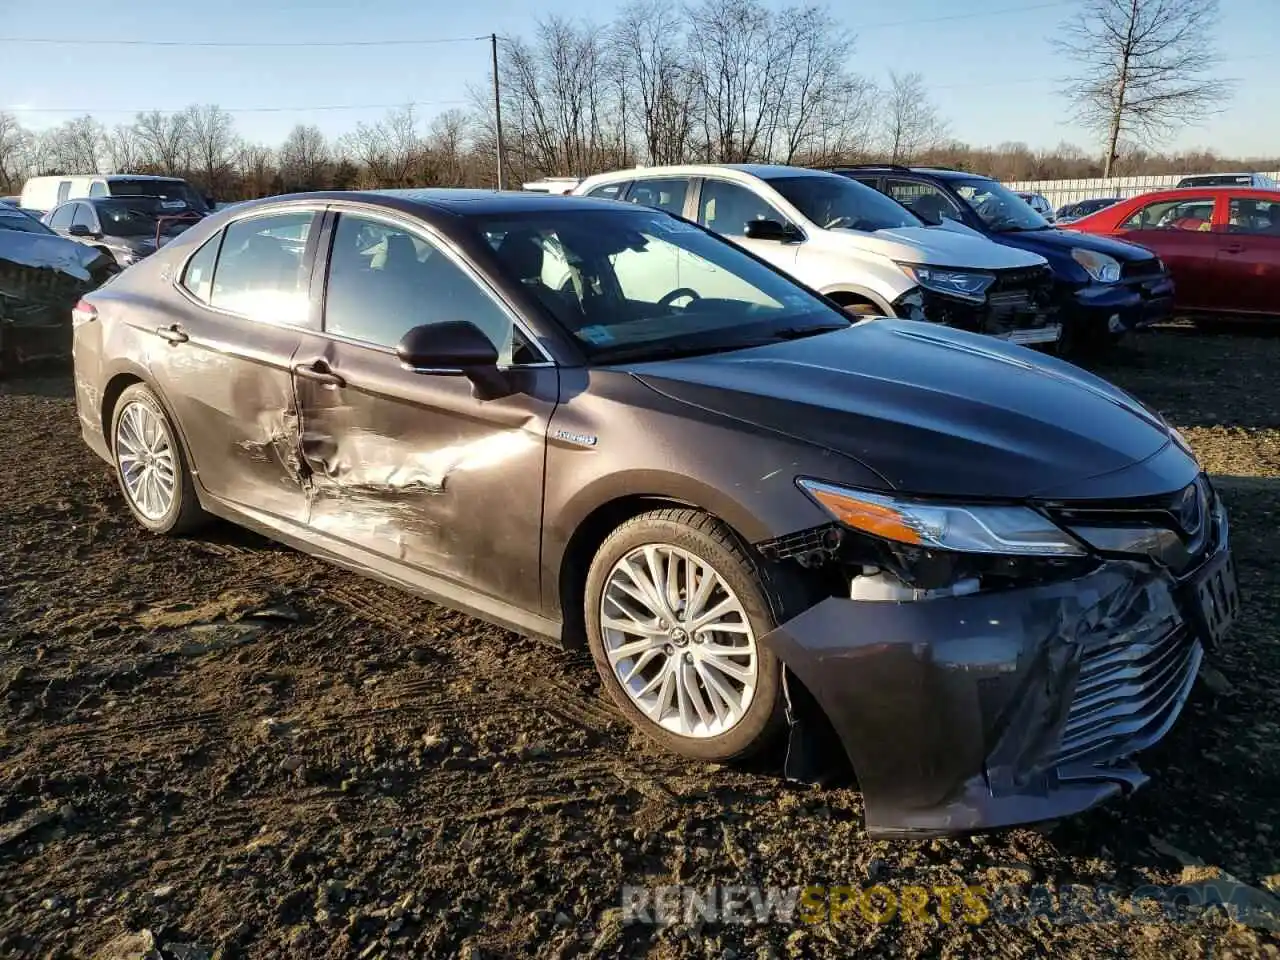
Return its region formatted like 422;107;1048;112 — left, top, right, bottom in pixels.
626;179;689;216
181;234;221;303
1226;197;1280;235
587;181;630;201
209;211;317;325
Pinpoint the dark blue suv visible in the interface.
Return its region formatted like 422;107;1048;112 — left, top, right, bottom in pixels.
831;165;1175;352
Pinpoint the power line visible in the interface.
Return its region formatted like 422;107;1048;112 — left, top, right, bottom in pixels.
855;0;1072;30
2;100;469;115
0;2;1071;48
0;33;488;48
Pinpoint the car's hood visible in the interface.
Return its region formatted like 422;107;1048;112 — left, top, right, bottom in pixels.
827;224;1047;271
990;226;1159;263
109;235;161;255
624;319;1183;500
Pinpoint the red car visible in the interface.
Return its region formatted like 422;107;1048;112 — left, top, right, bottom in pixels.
1069;187;1280;317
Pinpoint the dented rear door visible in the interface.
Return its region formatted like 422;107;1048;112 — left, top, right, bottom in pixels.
151;208;323;521
293;208;557;612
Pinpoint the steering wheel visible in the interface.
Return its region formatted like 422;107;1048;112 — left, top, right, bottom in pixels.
658;287;701;308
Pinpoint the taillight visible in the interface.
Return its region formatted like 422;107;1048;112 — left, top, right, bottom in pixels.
71;300;99;328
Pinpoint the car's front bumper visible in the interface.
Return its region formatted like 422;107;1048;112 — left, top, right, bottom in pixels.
760;505;1233;839
1070;272;1176;334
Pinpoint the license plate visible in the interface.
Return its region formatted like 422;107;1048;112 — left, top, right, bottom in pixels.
1186;549;1239;645
999;323;1062;345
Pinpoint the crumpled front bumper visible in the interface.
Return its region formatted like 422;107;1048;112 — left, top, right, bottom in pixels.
761;524;1227;839
1070;273;1176;335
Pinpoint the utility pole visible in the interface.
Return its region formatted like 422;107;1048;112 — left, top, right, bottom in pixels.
491;33;505;191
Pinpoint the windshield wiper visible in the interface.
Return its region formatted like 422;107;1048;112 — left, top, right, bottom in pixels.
590;341;743;364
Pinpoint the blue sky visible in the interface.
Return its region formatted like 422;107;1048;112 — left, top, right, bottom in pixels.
2;0;1275;157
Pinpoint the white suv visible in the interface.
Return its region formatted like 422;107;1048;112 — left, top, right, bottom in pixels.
573;164;1060;345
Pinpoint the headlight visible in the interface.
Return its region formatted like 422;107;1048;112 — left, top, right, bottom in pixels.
1071;248;1122;283
797;479;1086;556
896;263;995;303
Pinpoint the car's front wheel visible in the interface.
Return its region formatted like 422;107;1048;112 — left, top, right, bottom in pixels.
110;383;206;535
585;508;796;761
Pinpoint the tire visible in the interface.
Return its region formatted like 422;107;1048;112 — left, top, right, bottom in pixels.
584;508;799;762
830;294;883;318
110;383;206;535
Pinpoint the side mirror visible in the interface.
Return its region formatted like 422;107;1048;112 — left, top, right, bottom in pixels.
68;224;94;237
396;321;507;399
744;219;802;242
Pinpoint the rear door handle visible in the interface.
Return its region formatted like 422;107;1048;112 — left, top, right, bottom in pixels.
292;361;346;388
1222;242;1245;254
155;324;188;344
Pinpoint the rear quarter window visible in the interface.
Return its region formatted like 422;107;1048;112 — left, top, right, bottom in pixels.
181;233;221;303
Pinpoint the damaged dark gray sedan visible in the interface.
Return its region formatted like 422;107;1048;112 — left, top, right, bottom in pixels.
71;190;1239;838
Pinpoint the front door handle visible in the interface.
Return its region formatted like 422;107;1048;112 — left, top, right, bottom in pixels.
155;324;188;344
292;361;346;388
1222;242;1245;254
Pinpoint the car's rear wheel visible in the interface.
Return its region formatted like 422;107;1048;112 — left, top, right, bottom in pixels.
584;508;795;761
110;383;205;535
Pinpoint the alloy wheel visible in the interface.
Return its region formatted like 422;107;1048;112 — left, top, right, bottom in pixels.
115;400;177;521
600;544;758;738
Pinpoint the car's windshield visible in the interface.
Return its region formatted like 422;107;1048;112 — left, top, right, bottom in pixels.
767;175;921;232
94;199;169;237
0;208;53;235
107;178;207;213
952;177;1049;232
475;208;849;362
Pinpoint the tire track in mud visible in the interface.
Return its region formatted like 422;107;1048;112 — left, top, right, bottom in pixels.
324;583;624;735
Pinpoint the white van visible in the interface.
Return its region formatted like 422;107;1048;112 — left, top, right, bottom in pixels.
19;175;211;217
574;164;1060;344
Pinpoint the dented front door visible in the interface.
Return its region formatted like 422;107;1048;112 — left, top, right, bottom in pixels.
291;338;557;611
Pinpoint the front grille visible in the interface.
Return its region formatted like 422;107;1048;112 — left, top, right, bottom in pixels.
1052;626;1202;767
1122;257;1164;279
1046;475;1213;569
989;265;1053;294
920;264;1055;336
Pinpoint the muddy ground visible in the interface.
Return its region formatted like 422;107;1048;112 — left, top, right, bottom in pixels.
1;327;1279;959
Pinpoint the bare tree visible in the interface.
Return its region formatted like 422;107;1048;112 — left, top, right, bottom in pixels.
880;72;947;164
133;110;190;175
768;6;867;164
0;112;32;192
279;124;329;190
1056;0;1233;177
341;106;437;187
685;0;782;163
236;142;277;197
427;109;472;186
38;116;104;174
612;0;696;165
184;105;237;194
103;124;143;172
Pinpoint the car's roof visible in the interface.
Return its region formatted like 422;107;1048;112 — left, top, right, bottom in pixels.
225;188;636;218
1125;186;1280;203
578;163;842;188
831;165;989;181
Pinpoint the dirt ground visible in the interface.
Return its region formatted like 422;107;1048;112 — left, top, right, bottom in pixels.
1;327;1279;959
